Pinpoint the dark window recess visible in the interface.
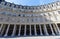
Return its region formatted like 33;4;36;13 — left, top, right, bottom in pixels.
22;6;24;9
15;25;19;36
2;24;8;36
31;11;33;12
25;7;27;9
0;1;1;3
41;24;45;35
4;2;7;5
53;24;58;35
9;3;12;7
46;24;52;35
51;5;54;7
14;5;16;8
0;24;1;27
0;25;4;36
36;25;40;35
0;0;5;2
18;5;20;8
26;25;30;36
31;25;35;35
29;7;31;9
8;24;14;36
27;19;29;22
57;23;60;29
51;24;56;35
18;14;21;16
23;14;25;17
32;7;34;10
20;25;25;36
31;19;34;22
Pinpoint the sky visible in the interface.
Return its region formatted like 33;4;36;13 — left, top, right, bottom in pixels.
5;0;60;6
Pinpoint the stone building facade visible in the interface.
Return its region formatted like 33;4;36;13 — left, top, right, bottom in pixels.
0;0;60;37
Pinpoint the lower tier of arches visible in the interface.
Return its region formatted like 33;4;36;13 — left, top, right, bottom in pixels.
0;23;60;37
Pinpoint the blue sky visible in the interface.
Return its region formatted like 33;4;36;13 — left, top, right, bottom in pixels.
5;0;60;6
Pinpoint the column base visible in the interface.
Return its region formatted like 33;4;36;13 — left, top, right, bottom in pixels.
58;32;60;35
18;34;20;36
4;34;7;37
35;34;37;36
24;34;26;36
30;34;32;36
11;34;15;37
40;33;43;36
45;33;49;36
52;33;55;36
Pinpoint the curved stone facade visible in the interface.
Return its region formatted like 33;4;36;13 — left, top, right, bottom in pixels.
0;1;60;37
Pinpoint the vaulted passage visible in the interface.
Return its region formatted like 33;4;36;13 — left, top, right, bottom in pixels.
31;25;35;35
36;24;40;35
20;25;25;36
0;23;60;37
41;24;45;35
7;24;14;36
46;24;52;35
2;24;8;36
15;25;19;36
57;24;60;30
26;25;30;36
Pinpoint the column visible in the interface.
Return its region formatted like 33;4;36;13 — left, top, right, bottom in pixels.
53;24;58;35
0;24;5;36
30;25;32;36
0;24;3;32
11;24;16;36
55;23;60;35
34;25;37;36
39;24;43;35
24;25;26;36
49;24;55;35
18;25;21;36
44;24;49;35
43;14;49;35
4;24;10;37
